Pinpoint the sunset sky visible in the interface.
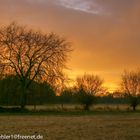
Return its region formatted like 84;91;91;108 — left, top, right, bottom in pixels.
0;0;140;91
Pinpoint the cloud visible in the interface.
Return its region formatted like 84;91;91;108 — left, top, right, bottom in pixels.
54;0;105;15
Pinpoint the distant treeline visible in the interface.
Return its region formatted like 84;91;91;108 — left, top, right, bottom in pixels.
0;75;129;106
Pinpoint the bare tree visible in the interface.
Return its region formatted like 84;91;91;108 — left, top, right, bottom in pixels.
75;74;105;110
121;69;140;111
76;74;104;95
0;22;71;109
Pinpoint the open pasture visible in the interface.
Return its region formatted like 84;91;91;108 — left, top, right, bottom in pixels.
25;104;140;112
0;112;140;140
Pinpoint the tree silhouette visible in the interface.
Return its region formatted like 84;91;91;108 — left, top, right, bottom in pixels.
121;69;140;111
76;87;95;110
0;75;20;106
0;22;71;109
59;88;75;109
75;74;105;110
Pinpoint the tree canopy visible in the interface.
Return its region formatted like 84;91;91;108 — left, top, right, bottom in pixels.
0;22;71;108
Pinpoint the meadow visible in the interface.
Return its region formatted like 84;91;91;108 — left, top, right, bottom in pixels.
25;104;140;112
0;112;140;140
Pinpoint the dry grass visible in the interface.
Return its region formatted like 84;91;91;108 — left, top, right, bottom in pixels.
4;104;140;111
0;113;140;140
26;104;140;111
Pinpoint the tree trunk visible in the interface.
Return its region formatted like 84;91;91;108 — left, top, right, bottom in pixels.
84;104;89;111
20;86;27;110
61;104;64;110
34;104;36;111
132;105;136;111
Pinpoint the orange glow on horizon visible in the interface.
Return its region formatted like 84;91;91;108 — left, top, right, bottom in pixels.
65;70;120;93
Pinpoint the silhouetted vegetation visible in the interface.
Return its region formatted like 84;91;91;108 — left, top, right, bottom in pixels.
121;69;140;111
59;88;76;109
76;87;95;110
0;72;139;112
0;22;71;109
0;75;56;106
74;74;105;110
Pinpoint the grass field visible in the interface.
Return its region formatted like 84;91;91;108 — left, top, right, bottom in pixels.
3;103;140;113
4;104;139;111
0;112;140;140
